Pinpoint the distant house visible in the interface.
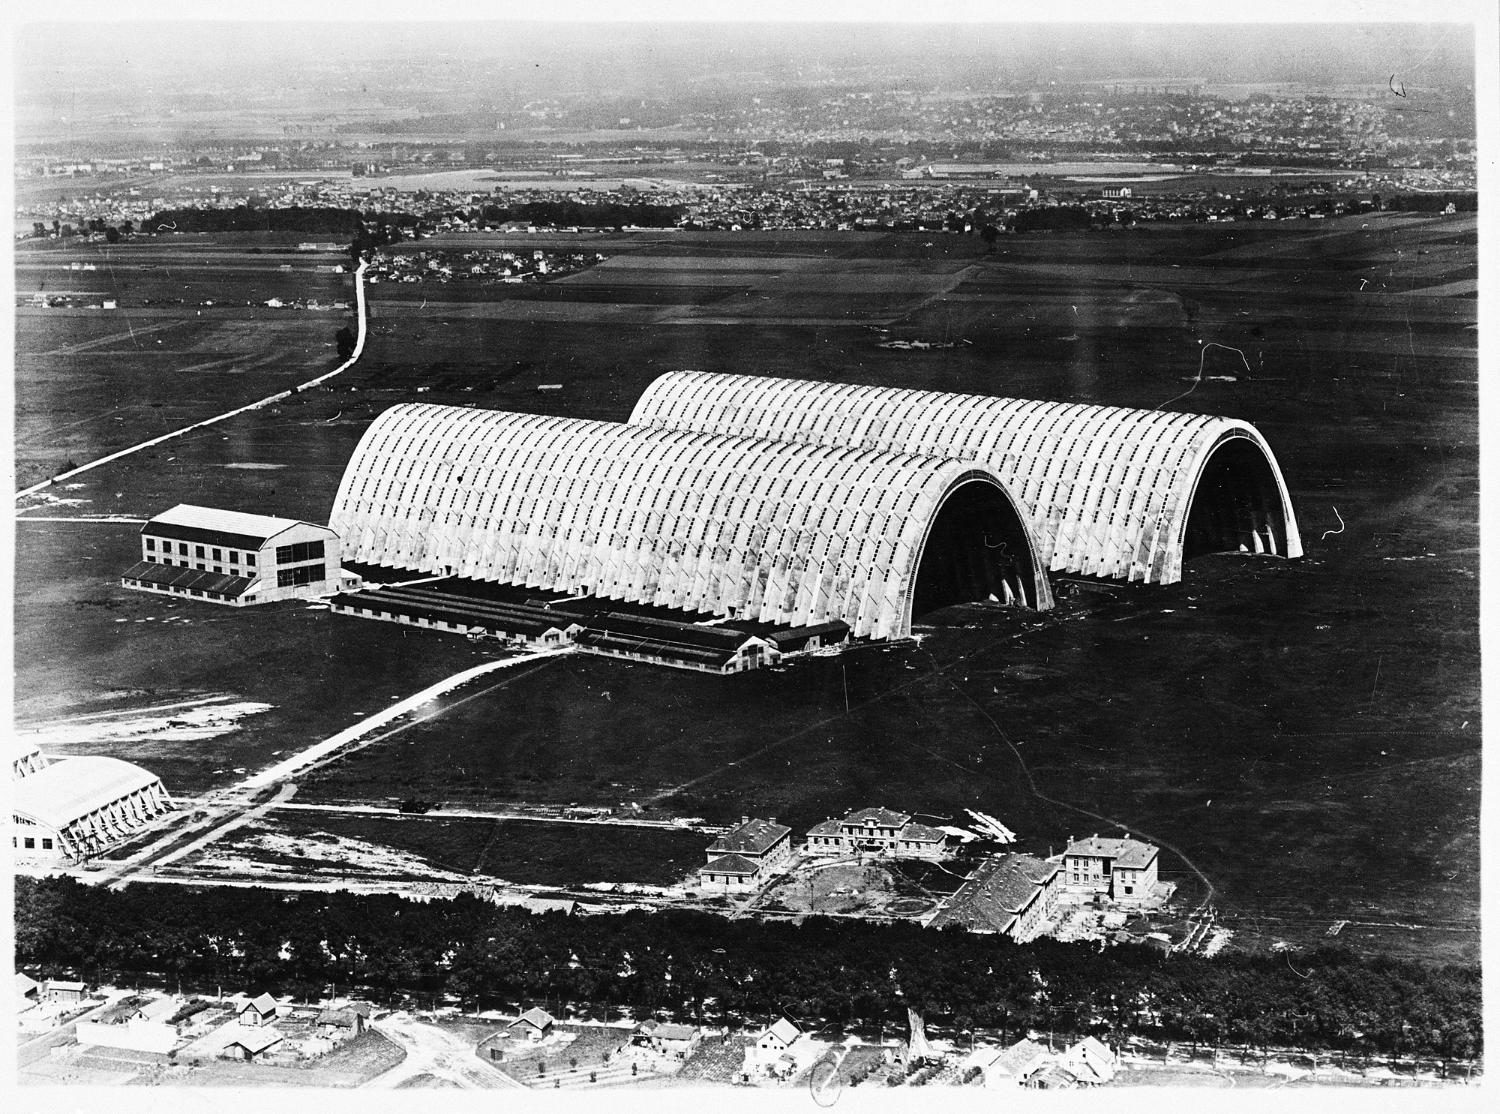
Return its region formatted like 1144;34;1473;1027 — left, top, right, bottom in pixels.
220;1025;285;1061
698;816;793;892
636;1021;703;1058
1063;834;1159;904
316;1004;370;1038
927;853;1061;940
508;1006;555;1041
237;992;281;1027
16;972;41;1009
1063;1036;1119;1085
131;996;181;1024
803;807;948;859
45;979;87;1004
698;853;764;892
965;1038;1052;1088
754;1017;802;1058
97;996;176;1026
1032;1063;1080;1089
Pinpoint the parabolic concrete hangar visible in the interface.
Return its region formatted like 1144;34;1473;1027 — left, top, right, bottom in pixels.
329;405;1051;641
321;373;1299;667
629;372;1303;586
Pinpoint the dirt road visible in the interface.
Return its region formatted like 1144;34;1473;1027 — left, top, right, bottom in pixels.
365;1012;525;1090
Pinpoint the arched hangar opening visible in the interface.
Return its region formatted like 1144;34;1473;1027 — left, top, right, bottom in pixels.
1182;434;1297;563
910;475;1048;624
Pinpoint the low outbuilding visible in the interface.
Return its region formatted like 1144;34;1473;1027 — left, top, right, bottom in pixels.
219;1025;285;1061
508;1006;555;1041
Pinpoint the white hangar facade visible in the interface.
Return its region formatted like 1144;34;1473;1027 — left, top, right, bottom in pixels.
12;745;175;863
629;371;1302;586
328;404;1052;641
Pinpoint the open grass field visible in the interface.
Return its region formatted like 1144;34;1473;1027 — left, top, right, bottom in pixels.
13;215;1477;960
188;811;709;887
14;238;356;489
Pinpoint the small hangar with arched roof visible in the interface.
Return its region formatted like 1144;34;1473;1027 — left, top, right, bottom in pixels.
328;403;1051;642
12;744;175;862
629;371;1301;586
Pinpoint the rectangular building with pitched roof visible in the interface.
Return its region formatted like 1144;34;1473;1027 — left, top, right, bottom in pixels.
123;504;343;607
927;853;1060;940
1063;833;1159;903
698;816;792;892
802;806;949;859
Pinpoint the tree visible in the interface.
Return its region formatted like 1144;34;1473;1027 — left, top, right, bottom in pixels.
105;227;121;244
335;326;356;360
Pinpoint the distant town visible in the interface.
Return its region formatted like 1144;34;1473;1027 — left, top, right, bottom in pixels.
15;83;1476;246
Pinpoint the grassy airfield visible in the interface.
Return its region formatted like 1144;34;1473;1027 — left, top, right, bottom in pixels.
13;214;1477;959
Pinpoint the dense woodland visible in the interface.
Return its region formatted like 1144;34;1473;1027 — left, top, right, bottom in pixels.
144;205;363;234
15;878;1480;1063
478;199;687;228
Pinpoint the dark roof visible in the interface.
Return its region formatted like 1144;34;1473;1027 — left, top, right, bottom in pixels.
708;818;791;856
590;613;766;652
928;853;1058;932
842;806;912;828
317;1008;363;1027
123;561;255;598
806;819;842;837
331;588;569;638
699;854;761;876
767;621;850;649
574;629;740;668
143;521;272;552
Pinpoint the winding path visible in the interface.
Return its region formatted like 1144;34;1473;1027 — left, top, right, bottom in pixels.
15;256;370;501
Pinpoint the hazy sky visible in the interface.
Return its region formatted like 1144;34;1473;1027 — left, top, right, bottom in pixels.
14;21;1476;94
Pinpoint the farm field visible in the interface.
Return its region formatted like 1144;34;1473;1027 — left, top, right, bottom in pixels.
12;216;1477;960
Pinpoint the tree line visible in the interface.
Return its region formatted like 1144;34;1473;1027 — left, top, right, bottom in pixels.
144;205;363;235
474;199;686;229
15;877;1479;1063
